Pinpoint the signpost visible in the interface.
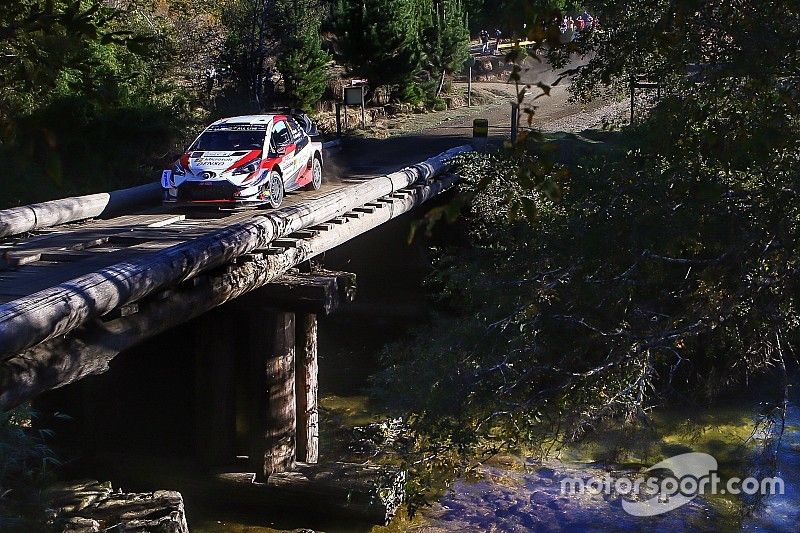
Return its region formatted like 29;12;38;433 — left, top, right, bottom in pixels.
464;57;476;107
344;85;366;129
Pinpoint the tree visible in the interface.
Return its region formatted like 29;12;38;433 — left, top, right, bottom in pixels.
221;0;274;107
332;0;425;98
375;0;800;462
463;0;583;36
0;0;209;206
421;0;470;96
273;0;330;112
570;0;800;171
0;1;129;128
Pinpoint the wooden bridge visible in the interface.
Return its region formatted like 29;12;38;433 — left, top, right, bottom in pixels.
0;144;470;524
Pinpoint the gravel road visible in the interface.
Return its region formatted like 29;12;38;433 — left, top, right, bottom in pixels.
331;56;626;177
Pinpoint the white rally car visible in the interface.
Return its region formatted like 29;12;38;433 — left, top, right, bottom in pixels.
161;113;323;208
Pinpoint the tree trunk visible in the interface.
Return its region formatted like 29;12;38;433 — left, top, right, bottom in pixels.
436;70;446;98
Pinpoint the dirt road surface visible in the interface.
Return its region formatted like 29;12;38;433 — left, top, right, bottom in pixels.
331;56;625;178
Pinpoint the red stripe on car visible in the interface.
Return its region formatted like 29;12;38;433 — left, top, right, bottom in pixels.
225;150;262;172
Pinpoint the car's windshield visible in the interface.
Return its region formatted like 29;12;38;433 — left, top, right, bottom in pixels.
190;130;266;151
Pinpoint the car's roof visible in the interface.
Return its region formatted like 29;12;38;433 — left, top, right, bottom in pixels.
209;115;288;127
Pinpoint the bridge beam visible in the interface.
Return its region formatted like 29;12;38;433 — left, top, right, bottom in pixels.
244;269;356;316
0;268;356;412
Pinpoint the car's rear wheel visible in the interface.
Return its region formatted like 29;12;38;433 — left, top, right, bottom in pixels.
267;171;284;208
305;156;323;191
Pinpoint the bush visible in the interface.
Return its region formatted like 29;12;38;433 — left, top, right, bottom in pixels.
0;407;60;531
399;82;426;105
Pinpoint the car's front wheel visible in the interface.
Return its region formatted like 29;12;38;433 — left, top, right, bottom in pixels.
267;171;284;208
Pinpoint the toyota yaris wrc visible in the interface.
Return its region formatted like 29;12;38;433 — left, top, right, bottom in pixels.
161;113;323;208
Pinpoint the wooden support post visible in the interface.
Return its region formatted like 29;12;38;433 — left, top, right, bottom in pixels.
247;311;297;480
195;309;237;468
468;66;472;107
295;313;319;464
473;118;488;152
361;100;366;129
511;102;519;144
630;75;636;122
335;102;342;137
80;372;118;454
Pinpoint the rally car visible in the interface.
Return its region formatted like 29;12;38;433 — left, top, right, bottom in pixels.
161;112;323;208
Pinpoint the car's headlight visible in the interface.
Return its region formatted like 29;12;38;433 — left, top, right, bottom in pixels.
173;163;186;177
232;158;261;176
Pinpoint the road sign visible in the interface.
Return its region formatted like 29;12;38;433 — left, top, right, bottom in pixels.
344;86;365;106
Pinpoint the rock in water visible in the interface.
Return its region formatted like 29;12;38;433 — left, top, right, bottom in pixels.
48;483;189;533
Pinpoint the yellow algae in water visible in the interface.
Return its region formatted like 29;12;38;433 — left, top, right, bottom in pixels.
320;394;386;427
372;505;434;533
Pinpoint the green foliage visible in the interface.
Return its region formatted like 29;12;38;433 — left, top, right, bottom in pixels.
421;0;470;77
221;0;275;107
0;0;215;206
0;407;60;530
400;82;427;105
464;0;583;35
332;0;426;95
274;0;331;112
374;0;800;465
331;0;470;103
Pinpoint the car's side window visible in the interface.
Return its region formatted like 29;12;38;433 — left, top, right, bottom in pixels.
272;121;291;149
287;120;301;141
288;118;309;150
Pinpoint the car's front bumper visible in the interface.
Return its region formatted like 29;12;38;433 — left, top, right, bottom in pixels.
163;180;266;205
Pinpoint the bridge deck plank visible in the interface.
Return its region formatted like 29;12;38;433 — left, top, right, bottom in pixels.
0;182;354;301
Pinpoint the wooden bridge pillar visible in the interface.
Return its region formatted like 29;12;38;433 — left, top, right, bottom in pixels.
246;310;297;480
232;269;355;480
295;313;319;464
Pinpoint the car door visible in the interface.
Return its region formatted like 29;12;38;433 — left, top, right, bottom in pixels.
287;118;313;188
271;120;299;185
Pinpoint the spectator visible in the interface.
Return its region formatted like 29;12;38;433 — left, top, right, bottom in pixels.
495;28;503;52
480;30;490;54
581;11;594;30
